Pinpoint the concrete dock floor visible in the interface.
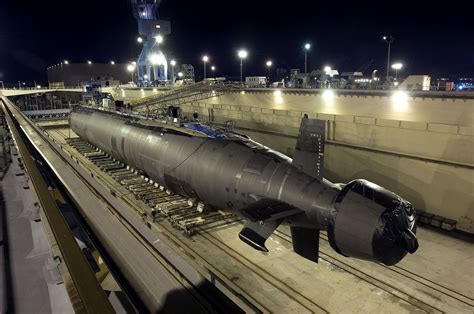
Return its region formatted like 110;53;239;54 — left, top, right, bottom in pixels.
47;126;474;313
0;147;73;313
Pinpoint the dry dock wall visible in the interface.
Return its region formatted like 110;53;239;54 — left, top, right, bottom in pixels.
175;90;473;232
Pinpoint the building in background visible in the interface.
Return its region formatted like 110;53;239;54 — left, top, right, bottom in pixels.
47;63;131;88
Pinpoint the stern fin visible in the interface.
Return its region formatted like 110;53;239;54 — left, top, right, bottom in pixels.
293;118;325;180
290;226;320;262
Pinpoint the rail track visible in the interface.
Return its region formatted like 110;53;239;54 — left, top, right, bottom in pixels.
47;129;324;312
46;126;473;313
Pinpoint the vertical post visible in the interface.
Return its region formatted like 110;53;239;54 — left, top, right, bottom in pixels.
203;62;206;80
304;51;307;73
386;42;391;79
240;59;243;85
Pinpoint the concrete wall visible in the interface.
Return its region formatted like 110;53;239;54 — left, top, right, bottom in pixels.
173;90;473;227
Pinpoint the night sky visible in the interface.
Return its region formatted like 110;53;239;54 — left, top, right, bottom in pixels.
0;0;473;84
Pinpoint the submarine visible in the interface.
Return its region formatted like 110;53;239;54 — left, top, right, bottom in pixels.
70;107;418;266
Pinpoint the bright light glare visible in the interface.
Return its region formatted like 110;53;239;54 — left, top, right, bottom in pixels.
202;55;209;62
36;85;41;89
153;88;158;92
127;64;135;72
64;60;69;64
177;72;184;78
211;66;216;71
110;61;115;65
273;89;283;104
149;53;165;65
324;66;332;73
266;60;272;67
137;37;143;43
155;35;163;43
304;43;311;50
170;60;176;66
238;50;248;59
144;74;148;80
391;91;409;111
392;63;403;70
87;60;92;64
322;90;335;101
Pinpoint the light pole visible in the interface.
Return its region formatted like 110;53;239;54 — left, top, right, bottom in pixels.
266;60;272;81
170;60;176;83
391;63;403;80
383;35;395;80
202;55;209;80
211;66;216;78
238;49;248;85
304;43;311;73
127;64;136;84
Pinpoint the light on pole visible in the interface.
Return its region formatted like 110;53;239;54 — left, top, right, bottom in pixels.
266;60;272;80
238;49;248;85
137;37;143;43
155;35;164;44
127;64;136;83
391;63;403;80
383;35;395;80
211;66;216;77
202;55;209;80
170;60;176;82
304;43;311;73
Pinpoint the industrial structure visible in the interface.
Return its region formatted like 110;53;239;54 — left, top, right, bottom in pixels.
0;1;473;312
1;85;473;312
131;0;171;83
47;62;131;88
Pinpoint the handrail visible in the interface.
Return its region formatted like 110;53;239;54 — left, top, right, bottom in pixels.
1;97;114;313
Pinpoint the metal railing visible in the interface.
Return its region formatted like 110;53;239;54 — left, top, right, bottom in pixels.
132;81;241;114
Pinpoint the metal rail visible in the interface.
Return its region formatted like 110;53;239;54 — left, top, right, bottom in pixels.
132;81;240;114
0;99;114;313
67;138;233;236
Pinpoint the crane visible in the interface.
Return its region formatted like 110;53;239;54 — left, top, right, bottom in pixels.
130;0;171;83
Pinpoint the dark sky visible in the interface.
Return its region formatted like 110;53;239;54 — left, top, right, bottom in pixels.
0;0;473;84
